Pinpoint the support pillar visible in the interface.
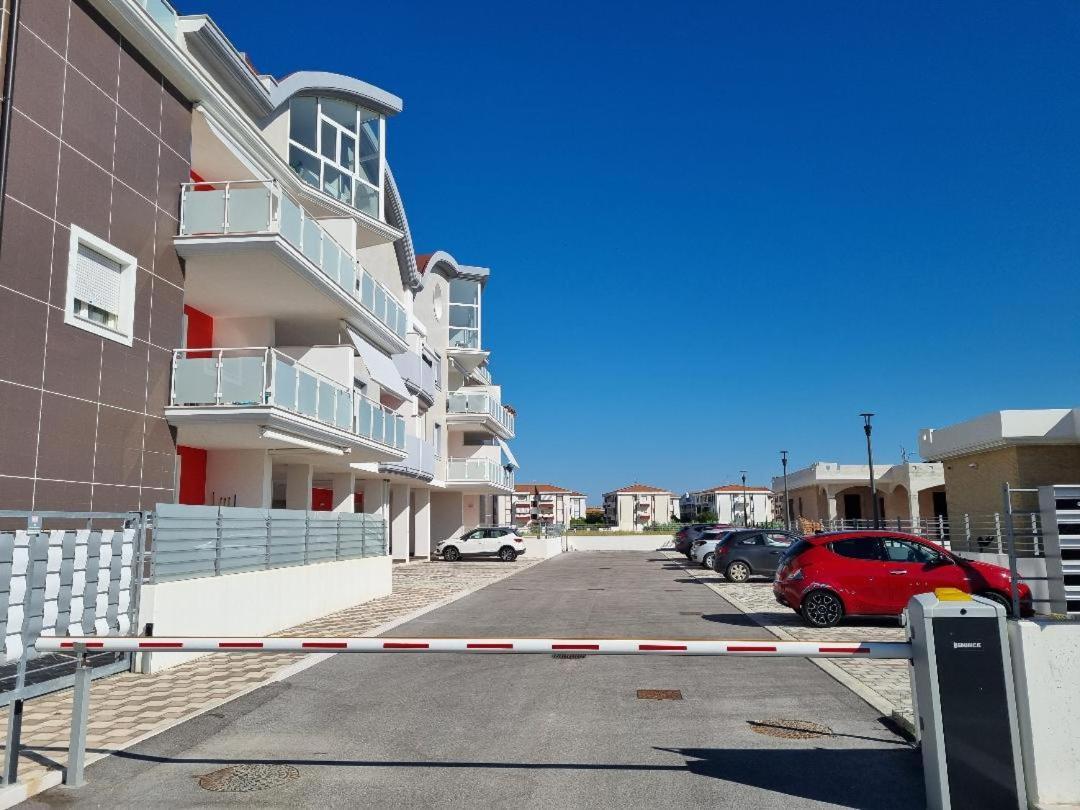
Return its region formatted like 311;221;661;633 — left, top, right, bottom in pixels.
284;464;313;511
331;472;355;513
361;479;389;554
390;484;411;561
413;489;431;559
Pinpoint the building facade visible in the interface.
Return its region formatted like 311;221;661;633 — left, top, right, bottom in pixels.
919;409;1080;516
500;483;586;527
0;0;517;558
680;484;773;526
602;483;675;531
774;461;946;525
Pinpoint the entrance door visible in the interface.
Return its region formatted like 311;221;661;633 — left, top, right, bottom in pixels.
843;493;862;520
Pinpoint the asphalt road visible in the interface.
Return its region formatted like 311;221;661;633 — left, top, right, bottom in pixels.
27;552;923;808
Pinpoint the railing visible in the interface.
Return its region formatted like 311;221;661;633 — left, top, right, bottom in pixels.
392;350;437;402
138;0;178;38
813;514;1044;556
446;458;514;489
446;391;515;435
170;348;405;451
178;179;407;341
471;364;492;385
150;504;386;583
380;435;435;479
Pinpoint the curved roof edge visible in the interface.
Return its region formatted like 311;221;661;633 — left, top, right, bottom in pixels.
384;167;423;293
266;71;403;117
416;251;490;285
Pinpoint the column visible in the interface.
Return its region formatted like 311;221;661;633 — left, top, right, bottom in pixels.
413;489;432;559
390;484;411;561
824;487;839;521
284;464;313;511
331;472;355;513
361;478;389;555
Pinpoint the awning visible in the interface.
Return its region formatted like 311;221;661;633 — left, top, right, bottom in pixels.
347;328;410;400
497;438;519;469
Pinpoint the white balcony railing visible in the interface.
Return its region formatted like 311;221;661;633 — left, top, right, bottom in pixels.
381;435;436;478
169;347;406;450
470;364;492;385
446;458;514;490
138;0;178;38
446;391;515;435
178;179;407;341
392;350;436;403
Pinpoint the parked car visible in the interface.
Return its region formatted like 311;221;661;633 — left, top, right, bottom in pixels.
437;527;525;562
708;529;800;579
674;523;731;557
773;530;1034;628
689;529;736;568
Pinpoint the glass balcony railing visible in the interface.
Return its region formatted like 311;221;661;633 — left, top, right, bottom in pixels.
178;180;407;341
139;0;178;38
392;350;437;402
381;435;436;478
169;347;406;451
470;364;492;385
446;458;514;490
446;391;515;435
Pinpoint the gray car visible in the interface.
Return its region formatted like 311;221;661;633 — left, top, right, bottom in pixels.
709;529;799;581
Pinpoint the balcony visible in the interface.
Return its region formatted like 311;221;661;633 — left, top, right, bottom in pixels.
167;347;406;462
176;179;407;353
469;364;492;386
379;435;435;481
444;457;514;493
392;350;436;406
446;391;515;439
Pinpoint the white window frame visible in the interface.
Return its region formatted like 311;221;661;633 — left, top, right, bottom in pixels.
63;225;137;346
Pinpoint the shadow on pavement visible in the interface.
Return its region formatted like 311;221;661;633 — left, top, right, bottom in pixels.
699;612;760;628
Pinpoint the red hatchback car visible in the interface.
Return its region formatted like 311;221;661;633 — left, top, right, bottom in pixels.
773;530;1033;627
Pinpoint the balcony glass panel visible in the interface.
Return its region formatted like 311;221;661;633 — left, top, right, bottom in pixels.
374;286;386;324
449;328;479;349
361;273;375;311
172;357;218;404
219;356;264;405
279;195;303;246
354;183;378;218
143;0;178;37
301;219;322;266
317;380;335;424
227;186;273;233
296;370;318;418
373;407;384;442
449;305;477;329
272;357;297;410
357;396;372;438
335;392;352;430
182;190;225;235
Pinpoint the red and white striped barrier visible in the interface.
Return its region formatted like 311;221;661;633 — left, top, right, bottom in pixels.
35;636;912;659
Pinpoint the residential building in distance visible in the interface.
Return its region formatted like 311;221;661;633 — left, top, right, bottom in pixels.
774;462;946;525
919;409;1080;516
602;484;676;531
680;484;773;526
499;483;587;527
0;0;517;560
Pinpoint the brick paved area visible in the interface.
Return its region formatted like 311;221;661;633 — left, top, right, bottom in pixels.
0;557;540;805
664;552;914;731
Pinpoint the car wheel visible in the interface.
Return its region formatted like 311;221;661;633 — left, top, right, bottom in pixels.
978;591;1013;616
702;552;715;570
498;546;517;562
442;546;461;562
801;590;844;628
725;561;751;582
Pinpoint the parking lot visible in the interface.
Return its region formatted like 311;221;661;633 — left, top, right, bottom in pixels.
28;551;922;808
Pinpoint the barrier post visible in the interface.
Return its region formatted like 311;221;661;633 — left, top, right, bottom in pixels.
64;645;91;787
2;699;23;784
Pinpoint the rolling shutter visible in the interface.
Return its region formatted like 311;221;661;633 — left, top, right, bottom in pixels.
71;243;123;315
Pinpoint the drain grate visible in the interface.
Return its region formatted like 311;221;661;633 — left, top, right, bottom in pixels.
748;719;833;739
597;567;611;570
637;689;683;700
197;764;300;793
552;653;586;660
588;588;605;591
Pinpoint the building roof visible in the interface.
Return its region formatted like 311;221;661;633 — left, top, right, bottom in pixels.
515;483;585;496
698;484;773;494
605;483;674;495
919;409;1080;461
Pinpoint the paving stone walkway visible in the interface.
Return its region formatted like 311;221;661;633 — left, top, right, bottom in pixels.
0;557;540;804
664;552;915;731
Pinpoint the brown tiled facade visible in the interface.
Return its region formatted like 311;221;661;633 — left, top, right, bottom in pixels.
0;0;190;512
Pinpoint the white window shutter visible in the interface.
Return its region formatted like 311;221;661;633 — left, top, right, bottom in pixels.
71;244;123;315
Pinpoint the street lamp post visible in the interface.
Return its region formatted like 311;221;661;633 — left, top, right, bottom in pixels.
740;470;749;527
860;413;880;529
780;450;790;530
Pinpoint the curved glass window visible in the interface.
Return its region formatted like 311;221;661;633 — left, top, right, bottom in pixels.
448;279;481;349
288;96;384;219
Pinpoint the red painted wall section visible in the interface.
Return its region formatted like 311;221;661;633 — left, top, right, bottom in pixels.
183;305;213;348
312;488;333;511
177;446;207;505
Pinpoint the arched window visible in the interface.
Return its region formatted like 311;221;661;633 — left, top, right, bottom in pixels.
288;96;384;219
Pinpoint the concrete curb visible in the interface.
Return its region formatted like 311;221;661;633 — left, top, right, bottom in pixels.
663;551;916;737
0;556;548;808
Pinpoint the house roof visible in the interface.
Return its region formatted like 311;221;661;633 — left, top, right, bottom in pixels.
515;483;585;496
699;484;773;494
606;483;674;495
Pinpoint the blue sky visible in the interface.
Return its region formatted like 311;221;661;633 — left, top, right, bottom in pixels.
185;1;1080;504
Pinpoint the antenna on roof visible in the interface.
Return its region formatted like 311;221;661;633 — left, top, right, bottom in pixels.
900;445;909;463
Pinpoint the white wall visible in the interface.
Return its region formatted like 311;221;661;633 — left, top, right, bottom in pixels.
568;535;674;552
1008;620;1080;807
205;449;271;507
279;344;354;387
524;537;564;559
138;555;392;671
213;316;275;348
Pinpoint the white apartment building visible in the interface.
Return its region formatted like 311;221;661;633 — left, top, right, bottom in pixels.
680;485;773;526
500;484;587;527
154;15;517;559
602;484;676;532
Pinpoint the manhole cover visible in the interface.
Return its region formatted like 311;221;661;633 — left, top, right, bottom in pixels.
552;653;586;660
197;764;300;792
637;689;683;700
748;719;833;739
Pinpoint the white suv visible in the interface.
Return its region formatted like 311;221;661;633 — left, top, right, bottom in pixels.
437;527;526;562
